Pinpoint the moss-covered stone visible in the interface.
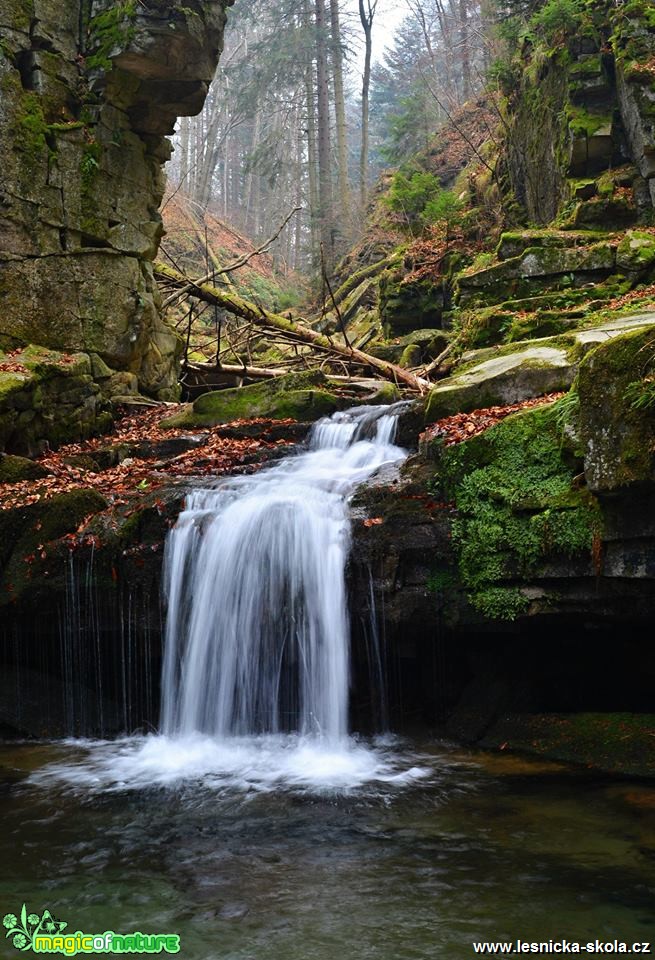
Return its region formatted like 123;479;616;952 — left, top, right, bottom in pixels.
0;0;230;422
425;345;575;422
0;453;50;483
480;712;655;778
568;194;638;228
0;488;108;604
434;402;602;620
616;230;655;273
161;370;342;429
578;325;655;490
0;344;111;454
379;268;444;335
496;229;610;261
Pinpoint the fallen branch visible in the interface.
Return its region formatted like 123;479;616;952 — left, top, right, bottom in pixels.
421;340;455;378
154;262;430;393
184;360;285;380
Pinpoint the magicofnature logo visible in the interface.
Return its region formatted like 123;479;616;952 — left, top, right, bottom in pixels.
3;906;66;951
4;904;180;955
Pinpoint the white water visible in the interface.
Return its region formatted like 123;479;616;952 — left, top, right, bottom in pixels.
161;403;407;741
28;404;435;794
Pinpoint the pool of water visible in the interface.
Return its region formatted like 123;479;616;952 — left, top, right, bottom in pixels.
1;737;654;959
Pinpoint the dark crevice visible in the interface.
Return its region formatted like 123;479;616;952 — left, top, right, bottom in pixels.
15;50;37;90
80;233;111;248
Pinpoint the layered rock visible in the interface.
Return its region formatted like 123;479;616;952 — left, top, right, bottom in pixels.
0;0;229;451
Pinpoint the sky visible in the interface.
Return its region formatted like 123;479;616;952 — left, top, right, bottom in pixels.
343;0;409;71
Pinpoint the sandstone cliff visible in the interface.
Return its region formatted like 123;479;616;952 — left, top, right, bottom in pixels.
0;0;229;452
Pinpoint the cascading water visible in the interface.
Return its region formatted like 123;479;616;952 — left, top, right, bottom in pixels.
160;403;407;743
29;404;431;793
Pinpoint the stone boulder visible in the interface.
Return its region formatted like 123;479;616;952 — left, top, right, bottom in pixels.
578;324;655;491
425;345;574;422
0;345;112;454
161;370;343;428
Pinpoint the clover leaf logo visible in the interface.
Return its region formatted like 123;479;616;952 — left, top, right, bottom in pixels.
4;904;67;951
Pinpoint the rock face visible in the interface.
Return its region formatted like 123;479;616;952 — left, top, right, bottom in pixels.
499;4;655;225
0;0;229;449
348;322;655;763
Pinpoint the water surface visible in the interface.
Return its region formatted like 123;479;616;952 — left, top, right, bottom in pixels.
2;737;654;959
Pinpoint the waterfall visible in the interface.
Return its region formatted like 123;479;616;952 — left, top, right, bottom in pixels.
160;404;408;742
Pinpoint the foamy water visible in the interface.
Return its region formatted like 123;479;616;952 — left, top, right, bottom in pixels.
27;734;431;795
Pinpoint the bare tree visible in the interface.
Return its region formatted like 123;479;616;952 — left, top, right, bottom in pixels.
358;0;377;209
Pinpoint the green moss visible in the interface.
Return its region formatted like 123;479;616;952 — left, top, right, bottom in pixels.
48;121;85;132
14;91;48;156
368;381;402;404
436;404;602;619
0;489;108;603
481;712;655;777
331;258;391;307
470;587;529;620
85;1;137;72
0;371;30;401
162;371;341;428
0;454;49;484
379;269;444;335
578;326;655;488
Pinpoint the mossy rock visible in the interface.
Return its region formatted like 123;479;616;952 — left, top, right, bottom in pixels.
0;488;108;603
379;269;445;335
368;328;448;364
435;403;601;621
479;713;655;778
496;229;610;261
368;381;402;404
459;242;616;288
399;344;423;368
456;242;617;308
578;325;655;491
568;195;638;228
161;370;342;428
616;231;655;273
425;345;575;423
504;311;583;343
0;454;50;484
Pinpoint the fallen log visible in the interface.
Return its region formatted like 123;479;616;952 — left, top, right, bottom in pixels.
154;262;430;393
184;360;286;380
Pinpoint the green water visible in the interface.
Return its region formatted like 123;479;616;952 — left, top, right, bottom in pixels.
1;740;654;960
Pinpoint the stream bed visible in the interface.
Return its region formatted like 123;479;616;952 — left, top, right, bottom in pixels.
2;737;654;959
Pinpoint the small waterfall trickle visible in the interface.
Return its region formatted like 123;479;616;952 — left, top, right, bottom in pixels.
160;404;408;742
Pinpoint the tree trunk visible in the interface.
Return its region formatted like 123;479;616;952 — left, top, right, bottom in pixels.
154;261;430;393
459;0;471;101
329;0;351;243
315;0;334;268
358;0;374;210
